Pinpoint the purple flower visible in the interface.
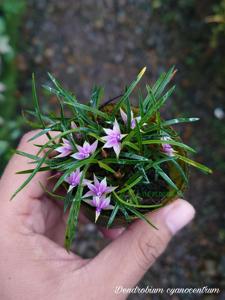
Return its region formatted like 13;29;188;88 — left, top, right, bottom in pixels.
102;119;127;157
71;140;98;160
65;169;82;193
83;175;117;198
55;138;73;158
161;136;175;157
120;108;141;129
83;195;114;222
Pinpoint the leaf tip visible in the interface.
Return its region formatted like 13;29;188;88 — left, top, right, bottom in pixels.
138;66;147;78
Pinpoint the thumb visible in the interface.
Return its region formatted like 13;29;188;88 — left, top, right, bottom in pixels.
91;199;195;290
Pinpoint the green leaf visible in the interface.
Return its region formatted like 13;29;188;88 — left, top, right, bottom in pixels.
107;204;120;228
11;149;51;200
89;86;104;109
113;67;146;113
39;182;64;201
64;101;110;120
154;165;180;192
16;167;49;174
141;85;176;126
135;119;143;152
122;141;140;151
27;128;53;142
32;74;53;141
152;66;175;99
64;165;89;250
142;139;196;153
162;117;200;126
64;190;73;213
15;150;40;161
128;188;139;205
126;206;158;229
113;192;162;209
123;86;175;145
98;161;115;174
118;176;143;194
176;154;212;174
126;96;132;131
170;159;188;183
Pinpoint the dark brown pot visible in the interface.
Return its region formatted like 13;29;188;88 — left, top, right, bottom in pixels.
81;104;188;227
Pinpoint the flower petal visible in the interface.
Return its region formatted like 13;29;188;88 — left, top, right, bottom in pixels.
93;174;100;186
90;140;98;153
75;144;83;152
103;139;117;148
83;191;95;198
113;119;121;134
95;210;101;223
105;186;117;193
62;138;71;146
113;143;121;157
103;128;114;135
86;181;97;193
99;196;111;209
68;185;74;193
55;148;71;158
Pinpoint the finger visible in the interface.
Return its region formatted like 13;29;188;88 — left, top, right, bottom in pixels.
0;130;60;219
89;199;195;289
1;130;58;201
79;208;125;240
98;227;125;240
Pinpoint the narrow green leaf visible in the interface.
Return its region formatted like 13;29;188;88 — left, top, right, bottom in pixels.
32;74;53;141
11;149;51;200
126;206;158;229
142;139;196;153
162;117;200;126
107;204;120;228
113;67;146;113
123;141;140;151
152;66;175;99
98;161;115;174
170;159;188;183
39;182;64;201
90;86;104;109
15;150;40;161
16;167;49;174
64;190;73;213
118;176;143;194
113;192;162;209
176;154;212;174
64;101;110;120
154;165;180;192
64;165;89;250
28;128;53;142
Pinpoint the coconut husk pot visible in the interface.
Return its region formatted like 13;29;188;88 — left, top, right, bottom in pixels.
81;103;188;227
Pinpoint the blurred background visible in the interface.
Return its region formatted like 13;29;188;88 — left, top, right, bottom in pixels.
0;0;224;299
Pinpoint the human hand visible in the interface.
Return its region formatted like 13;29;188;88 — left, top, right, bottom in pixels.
0;131;195;300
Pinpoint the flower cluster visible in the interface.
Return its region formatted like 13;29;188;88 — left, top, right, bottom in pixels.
83;175;116;222
55;110;176;221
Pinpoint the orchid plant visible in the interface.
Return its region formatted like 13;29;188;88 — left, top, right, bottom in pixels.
12;67;212;250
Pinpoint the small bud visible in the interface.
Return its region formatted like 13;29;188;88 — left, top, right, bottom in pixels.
101;149;108;158
114;170;124;179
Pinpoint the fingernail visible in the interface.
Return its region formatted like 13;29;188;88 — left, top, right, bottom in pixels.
165;200;195;235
